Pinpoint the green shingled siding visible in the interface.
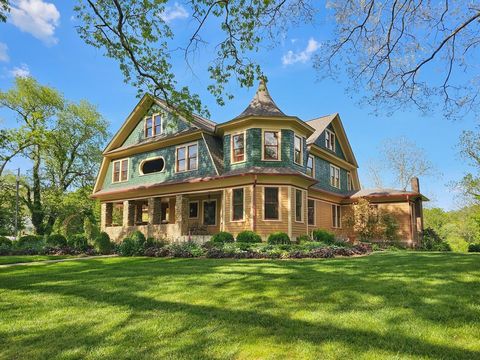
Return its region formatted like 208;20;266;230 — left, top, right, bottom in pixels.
315;124;346;160
223;128;307;173
102;139;216;190
122;104;193;147
312;156;349;194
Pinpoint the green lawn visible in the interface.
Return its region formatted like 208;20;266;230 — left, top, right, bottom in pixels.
0;253;479;359
0;255;73;265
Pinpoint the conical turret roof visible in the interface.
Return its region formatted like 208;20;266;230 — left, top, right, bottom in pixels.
235;79;286;119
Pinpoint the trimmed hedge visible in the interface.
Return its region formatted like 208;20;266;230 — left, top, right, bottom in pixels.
468;243;480;252
94;232;113;254
312;229;335;244
67;234;89;251
211;232;234;244
267;232;291;245
17;235;44;248
46;234;67;247
236;230;262;243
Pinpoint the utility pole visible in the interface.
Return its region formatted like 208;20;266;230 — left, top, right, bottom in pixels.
15;168;20;239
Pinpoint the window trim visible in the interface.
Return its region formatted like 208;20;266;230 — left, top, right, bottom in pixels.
347;171;352;191
188;200;199;219
294;133;303;166
112;158;129;183
294;188;304;223
175;141;199;173
231;187;246;222
330;164;341;189
263;186;281;221
325;128;336;152
332;204;342;228
138;156;166;176
307;198;316;226
144;113;163;138
230;131;247;164
202;199;217;226
261;129;282;161
306;154;315;178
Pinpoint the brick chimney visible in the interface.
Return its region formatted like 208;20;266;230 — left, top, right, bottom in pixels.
410;177;420;193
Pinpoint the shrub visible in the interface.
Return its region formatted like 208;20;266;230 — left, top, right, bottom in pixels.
312;229;335;244
236;230;262;243
46;234;67;247
296;234;312;243
67;234;89;251
130;230;146;245
211;232;234;244
0;236;12;248
94;232;113;254
83;217;99;242
468;243;480;252
267;232;291;245
420;228;450;251
17;235;44;248
168;242;205;257
118;237;138;256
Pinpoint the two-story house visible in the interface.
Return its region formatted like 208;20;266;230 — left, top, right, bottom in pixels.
92;80;426;245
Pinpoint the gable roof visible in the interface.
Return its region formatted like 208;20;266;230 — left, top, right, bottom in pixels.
306;114;337;145
234;79;287;119
202;133;224;175
103;94;216;154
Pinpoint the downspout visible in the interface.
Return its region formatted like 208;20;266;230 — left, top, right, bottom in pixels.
253;175;257;232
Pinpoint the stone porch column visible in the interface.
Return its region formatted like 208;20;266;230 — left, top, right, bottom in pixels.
175;195;189;236
101;202;113;230
123;200;135;227
135;201;143;224
148;197;162;225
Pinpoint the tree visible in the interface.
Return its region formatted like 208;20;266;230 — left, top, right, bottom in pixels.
457;127;480;201
73;0;314;117
315;1;480;119
0;0;8;22
379;137;434;191
0;77;108;235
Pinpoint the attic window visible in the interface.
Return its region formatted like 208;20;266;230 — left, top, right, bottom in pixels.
145;114;162;138
140;157;165;175
325;129;336;152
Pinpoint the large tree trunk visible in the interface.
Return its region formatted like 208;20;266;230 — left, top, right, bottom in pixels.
31;145;45;235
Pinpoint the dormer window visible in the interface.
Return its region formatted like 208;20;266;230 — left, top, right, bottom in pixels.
294;134;303;165
325;129;335;152
263;130;280;161
231;132;245;163
145;114;162;138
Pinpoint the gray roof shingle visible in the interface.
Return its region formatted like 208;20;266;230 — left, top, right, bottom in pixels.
235;79;287;119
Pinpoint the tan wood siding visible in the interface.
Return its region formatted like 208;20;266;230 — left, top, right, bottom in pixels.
224;186;253;236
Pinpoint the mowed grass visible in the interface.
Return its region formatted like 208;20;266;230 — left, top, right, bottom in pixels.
0;255;73;265
0;253;479;359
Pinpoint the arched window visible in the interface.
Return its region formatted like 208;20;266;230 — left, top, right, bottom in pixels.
140;157;165;174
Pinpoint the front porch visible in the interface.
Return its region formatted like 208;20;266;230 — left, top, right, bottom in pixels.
101;191;222;242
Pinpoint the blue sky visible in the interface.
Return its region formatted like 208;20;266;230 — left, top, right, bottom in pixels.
0;0;475;210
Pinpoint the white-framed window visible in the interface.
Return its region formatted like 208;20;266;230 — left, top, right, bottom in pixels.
176;142;198;172
189;201;199;219
112;158;129;183
330;165;341;188
145;113;162;138
295;188;304;222
306;155;315;177
332;204;341;228
262;130;281;161
139;156;165;175
325;129;336;152
294;134;303;165
308;199;315;226
231;132;246;163
347;172;352;191
264;187;279;220
231;187;245;221
203;199;217;226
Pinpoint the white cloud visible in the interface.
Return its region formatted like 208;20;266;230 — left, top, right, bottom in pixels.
10;63;30;78
9;0;60;45
0;43;8;62
282;38;320;66
160;2;189;23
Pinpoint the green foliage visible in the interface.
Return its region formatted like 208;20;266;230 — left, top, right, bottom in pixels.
94;232;112;254
46;234;67;247
118;231;147;256
130;230;146;244
236;230;262;243
210;232;234;244
420;228;451;252
296;234;312;243
267;232;291;245
83;217;97;241
67;234;89;251
468;243;480;252
312;229;335;244
0;236;12;249
381;213;399;241
17;235;44;248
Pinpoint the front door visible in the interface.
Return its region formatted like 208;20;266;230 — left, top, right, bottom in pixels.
203;200;217;226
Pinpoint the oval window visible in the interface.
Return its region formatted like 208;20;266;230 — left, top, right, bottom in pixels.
141;157;165;174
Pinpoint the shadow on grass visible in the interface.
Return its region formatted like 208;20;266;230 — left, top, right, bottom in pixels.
0;253;479;359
